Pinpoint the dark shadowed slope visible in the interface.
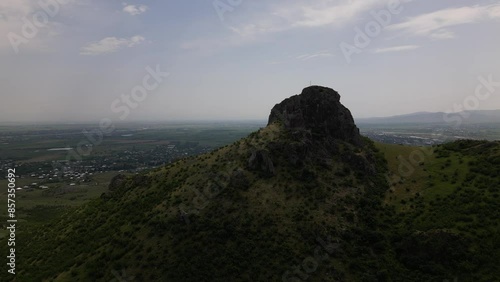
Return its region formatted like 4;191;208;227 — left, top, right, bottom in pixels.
4;86;499;282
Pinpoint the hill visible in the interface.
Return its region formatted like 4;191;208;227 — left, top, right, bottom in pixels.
2;86;499;281
378;140;500;281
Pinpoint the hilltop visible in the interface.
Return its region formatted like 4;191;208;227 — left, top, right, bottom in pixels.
9;86;388;281
2;86;499;281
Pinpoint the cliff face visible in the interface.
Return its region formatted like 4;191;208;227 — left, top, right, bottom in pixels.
266;86;372;174
268;86;362;146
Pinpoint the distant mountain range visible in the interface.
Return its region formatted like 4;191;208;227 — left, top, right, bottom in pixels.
356;110;500;124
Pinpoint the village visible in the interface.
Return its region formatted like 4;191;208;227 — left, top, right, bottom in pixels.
0;142;213;191
358;124;496;146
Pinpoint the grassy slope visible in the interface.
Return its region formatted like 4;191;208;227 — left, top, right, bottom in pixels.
377;140;500;281
1;135;498;281
0;172;119;241
4;123;389;281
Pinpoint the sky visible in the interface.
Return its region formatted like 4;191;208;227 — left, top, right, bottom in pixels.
1;0;500;123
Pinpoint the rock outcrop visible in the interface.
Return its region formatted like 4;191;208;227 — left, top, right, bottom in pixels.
268;86;362;146
247;149;275;176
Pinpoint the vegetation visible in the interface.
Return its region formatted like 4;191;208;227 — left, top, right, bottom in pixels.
0;172;119;240
378;140;500;281
1;123;498;281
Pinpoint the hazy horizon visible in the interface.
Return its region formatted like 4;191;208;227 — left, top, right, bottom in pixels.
2;0;500;123
2;107;500;126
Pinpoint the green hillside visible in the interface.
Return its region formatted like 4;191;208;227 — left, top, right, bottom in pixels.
379;140;500;281
1;87;499;282
7;121;389;281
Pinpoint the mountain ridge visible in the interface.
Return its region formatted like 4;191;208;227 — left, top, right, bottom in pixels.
356;109;500;124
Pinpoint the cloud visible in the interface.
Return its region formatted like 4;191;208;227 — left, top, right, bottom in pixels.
289;0;405;28
228;23;284;40
0;0;36;18
374;45;419;53
489;5;500;18
296;52;333;60
236;0;402;38
0;0;77;53
123;4;148;15
80;35;145;55
388;4;500;40
429;29;455;40
184;0;402;51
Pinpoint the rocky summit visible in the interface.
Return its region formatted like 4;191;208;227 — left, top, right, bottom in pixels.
268;86;362;146
265;86;374;175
